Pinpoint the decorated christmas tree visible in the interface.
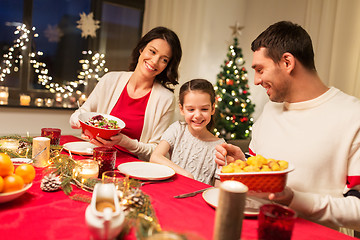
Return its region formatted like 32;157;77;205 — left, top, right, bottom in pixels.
213;24;255;140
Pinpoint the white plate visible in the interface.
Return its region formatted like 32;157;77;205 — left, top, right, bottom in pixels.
0;183;33;203
202;187;270;216
117;162;176;180
63;141;97;155
11;158;33;165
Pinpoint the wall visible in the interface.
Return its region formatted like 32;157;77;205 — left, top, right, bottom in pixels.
0;107;80;136
0;0;309;136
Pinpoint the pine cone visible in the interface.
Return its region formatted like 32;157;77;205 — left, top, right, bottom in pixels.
41;173;62;192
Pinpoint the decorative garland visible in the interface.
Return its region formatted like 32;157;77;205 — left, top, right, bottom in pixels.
0;135;174;239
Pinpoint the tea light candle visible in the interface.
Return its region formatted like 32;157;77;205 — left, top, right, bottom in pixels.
75;160;99;179
20;94;31;106
44;98;54;107
35;98;44;107
0;139;19;151
32;137;50;168
0;86;9;105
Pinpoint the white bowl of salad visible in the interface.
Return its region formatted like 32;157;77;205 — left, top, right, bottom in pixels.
78;112;125;140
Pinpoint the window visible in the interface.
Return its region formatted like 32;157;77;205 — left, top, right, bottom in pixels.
0;0;144;109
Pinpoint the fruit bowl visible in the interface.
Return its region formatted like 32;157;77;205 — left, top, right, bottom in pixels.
0;183;33;203
79;112;125;140
217;164;295;193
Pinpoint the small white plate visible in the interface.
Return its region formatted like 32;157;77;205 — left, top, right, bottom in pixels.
63;141;97;155
117;162;176;180
0;183;33;203
11;158;33;165
202;187;270;216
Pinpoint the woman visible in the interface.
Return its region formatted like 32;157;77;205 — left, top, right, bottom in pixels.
70;26;182;161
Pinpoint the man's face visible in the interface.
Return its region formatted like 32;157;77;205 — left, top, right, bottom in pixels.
251;47;290;103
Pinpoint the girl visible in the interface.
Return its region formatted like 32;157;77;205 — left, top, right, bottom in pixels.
70;27;182;161
150;79;225;185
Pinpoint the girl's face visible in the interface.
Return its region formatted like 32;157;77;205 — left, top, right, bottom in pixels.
137;38;172;79
180;90;215;134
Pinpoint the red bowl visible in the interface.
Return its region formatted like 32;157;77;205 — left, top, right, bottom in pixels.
78;112;125;140
217;164;294;193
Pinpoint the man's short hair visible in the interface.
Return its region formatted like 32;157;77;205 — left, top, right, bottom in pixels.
251;21;316;72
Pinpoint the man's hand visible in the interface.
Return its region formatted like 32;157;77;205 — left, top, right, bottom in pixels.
215;142;246;166
268;187;294;206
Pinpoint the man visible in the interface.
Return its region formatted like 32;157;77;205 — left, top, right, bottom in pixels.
215;21;360;232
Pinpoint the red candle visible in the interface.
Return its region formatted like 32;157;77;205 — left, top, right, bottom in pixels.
93;147;116;178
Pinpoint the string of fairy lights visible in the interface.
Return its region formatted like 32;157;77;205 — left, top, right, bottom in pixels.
0;24;108;103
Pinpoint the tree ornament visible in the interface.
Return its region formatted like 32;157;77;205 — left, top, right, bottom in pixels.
235;57;244;67
41;173;62;192
226;79;234;85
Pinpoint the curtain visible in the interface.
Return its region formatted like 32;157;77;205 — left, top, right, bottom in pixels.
305;0;360;98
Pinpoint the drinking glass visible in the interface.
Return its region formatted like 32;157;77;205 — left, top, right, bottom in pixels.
93;147;116;178
258;204;297;240
102;170;125;191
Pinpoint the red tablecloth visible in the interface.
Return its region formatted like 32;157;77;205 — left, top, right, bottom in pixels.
0;135;355;240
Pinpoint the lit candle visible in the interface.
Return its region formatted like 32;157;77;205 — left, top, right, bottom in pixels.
32;137;50;168
20;94;31;106
35;98;44;107
44;98;54;107
76;160;99;179
0;86;9;105
0;139;19;151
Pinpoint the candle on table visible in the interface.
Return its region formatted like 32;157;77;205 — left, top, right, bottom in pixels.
75;160;99;179
0;139;19;151
20;94;31;106
0;86;9;105
32;137;50;168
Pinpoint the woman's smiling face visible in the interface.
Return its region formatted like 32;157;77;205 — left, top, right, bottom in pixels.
137;38;172;79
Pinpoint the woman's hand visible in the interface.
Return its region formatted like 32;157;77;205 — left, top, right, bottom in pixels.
89;133;124;147
215;142;246;166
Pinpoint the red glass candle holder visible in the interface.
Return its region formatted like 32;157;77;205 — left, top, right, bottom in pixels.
258;204;297;240
41;128;61;145
93;147;116;178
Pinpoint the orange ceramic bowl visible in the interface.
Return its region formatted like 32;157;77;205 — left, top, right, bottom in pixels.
217;164;294;193
78;112;125;140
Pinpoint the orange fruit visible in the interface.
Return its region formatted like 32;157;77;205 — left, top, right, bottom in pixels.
15;164;36;184
0;153;14;177
3;174;24;193
0;176;3;193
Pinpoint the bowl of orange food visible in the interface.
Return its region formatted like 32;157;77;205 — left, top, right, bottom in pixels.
217;155;294;193
79;112;126;140
0;153;36;203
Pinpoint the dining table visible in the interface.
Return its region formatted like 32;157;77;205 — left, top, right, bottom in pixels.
0;135;356;240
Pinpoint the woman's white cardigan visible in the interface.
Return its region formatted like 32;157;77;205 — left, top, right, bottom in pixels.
70;71;175;161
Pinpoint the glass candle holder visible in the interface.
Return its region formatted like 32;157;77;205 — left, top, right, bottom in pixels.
0;86;9;105
20;94;31;106
41;128;61;145
0;139;19;151
93;147;116;178
74;160;99;180
258;204;297;240
35;98;44;107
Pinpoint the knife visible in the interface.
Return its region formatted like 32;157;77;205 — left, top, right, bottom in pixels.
174;187;214;199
